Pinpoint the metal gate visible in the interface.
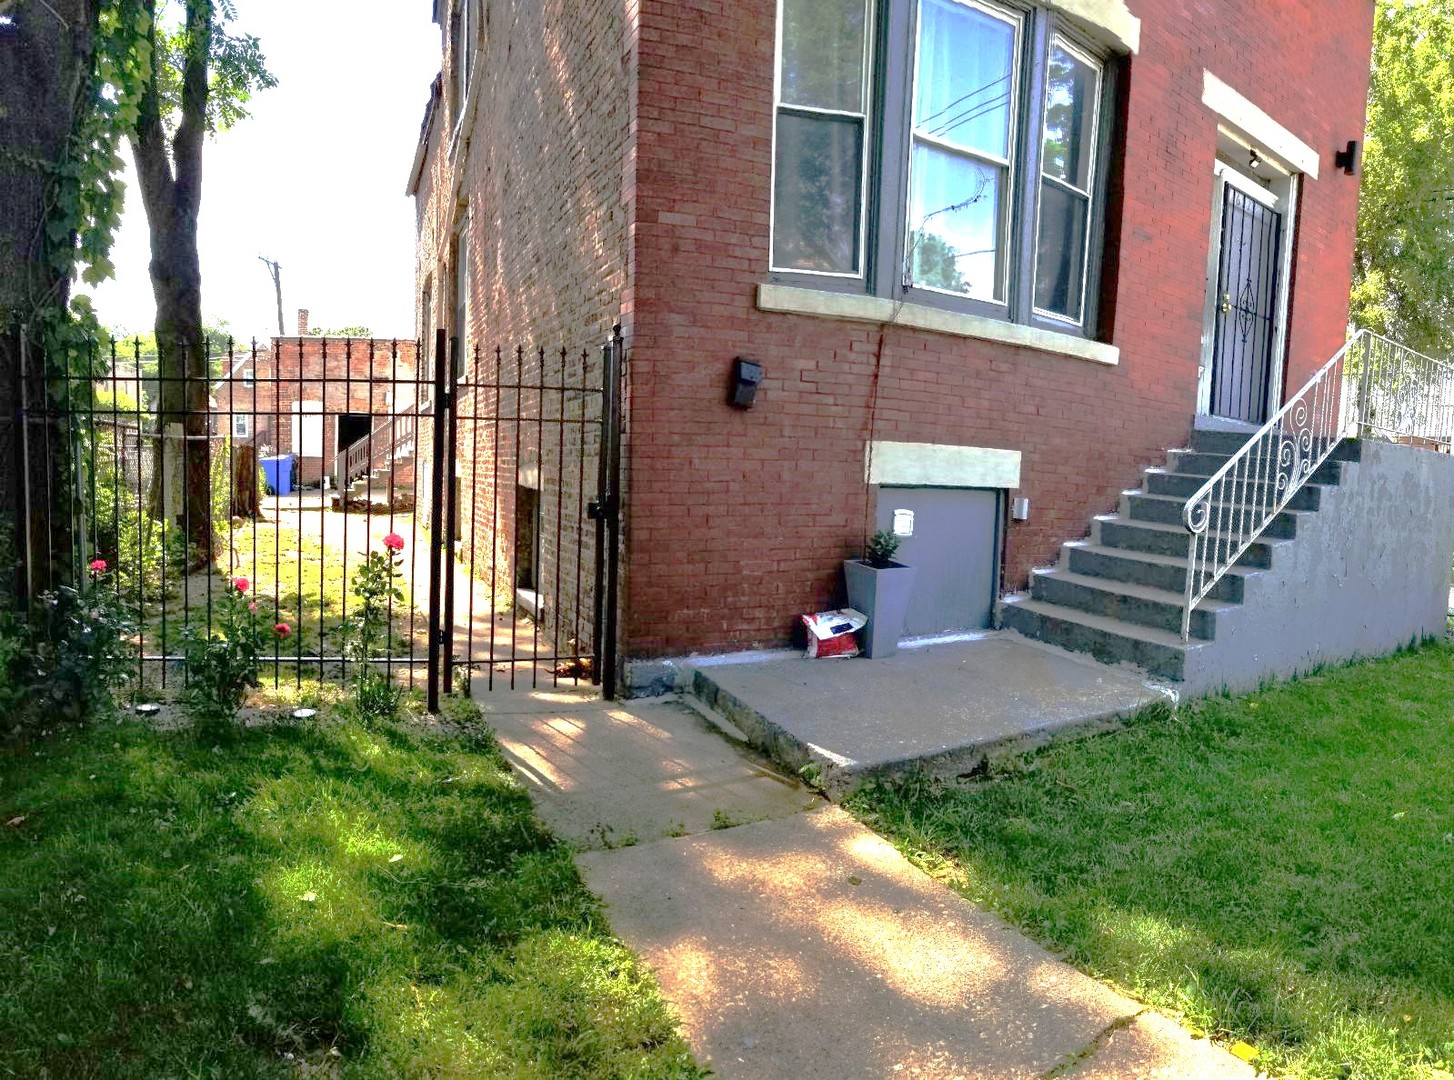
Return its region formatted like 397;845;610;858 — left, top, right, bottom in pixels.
8;324;622;711
429;325;622;707
1210;183;1283;424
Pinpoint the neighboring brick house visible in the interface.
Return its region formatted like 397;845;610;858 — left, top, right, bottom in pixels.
410;0;1376;690
211;309;421;488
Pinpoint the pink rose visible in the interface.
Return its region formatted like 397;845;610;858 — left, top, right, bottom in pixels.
382;533;405;552
89;558;107;574
248;602;258;613
232;576;250;594
274;622;291;638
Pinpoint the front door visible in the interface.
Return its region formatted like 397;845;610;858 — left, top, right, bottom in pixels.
1209;182;1283;423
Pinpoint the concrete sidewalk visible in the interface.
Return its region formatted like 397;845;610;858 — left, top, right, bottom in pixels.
475;684;1256;1079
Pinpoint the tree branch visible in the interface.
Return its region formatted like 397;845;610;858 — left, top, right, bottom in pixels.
128;0;173;232
172;0;210;219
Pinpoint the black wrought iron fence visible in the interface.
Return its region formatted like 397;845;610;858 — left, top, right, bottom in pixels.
7;324;624;708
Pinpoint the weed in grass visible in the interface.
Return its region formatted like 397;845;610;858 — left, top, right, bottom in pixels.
0;698;705;1077
849;642;1454;1080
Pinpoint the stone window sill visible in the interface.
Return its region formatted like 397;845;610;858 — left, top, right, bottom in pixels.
756;284;1120;367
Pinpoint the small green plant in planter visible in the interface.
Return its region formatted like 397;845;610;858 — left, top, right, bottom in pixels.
864;529;902;568
844;528;917;658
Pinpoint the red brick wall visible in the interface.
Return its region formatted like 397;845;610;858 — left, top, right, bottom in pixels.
414;0;635;641
620;0;1373;658
211;337;420;485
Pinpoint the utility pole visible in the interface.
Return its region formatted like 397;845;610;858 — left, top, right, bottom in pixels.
257;256;283;336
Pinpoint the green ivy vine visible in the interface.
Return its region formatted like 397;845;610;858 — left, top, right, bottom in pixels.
29;1;152;381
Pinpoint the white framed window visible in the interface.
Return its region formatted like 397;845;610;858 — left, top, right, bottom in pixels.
770;0;1117;335
450;0;473;125
232;413;251;438
907;0;1023;305
770;0;873;276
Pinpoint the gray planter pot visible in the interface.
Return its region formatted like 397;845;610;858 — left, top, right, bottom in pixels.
843;559;917;658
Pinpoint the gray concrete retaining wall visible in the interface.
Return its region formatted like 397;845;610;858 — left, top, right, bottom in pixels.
1184;439;1454;695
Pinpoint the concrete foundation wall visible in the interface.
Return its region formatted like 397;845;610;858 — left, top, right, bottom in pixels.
1184;440;1454;695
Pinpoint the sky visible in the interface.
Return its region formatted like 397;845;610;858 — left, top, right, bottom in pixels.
79;1;443;343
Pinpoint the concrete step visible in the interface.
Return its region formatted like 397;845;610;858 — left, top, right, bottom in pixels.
1093;515;1279;568
1190;427;1260;455
1169;449;1348;485
1063;542;1251;603
1192;428;1364;463
1142;468;1326;510
1029;569;1226;640
1124;491;1307;540
999;597;1198;682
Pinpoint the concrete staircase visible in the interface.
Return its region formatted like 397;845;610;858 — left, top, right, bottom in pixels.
1000;427;1362;685
336;454;416;511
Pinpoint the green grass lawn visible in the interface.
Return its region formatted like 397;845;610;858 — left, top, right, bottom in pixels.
849;643;1454;1080
141;521;423;664
0;704;703;1078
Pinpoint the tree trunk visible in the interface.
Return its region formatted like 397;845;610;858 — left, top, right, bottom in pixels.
232;442;260;520
0;0;98;597
145;205;213;560
132;0;214;564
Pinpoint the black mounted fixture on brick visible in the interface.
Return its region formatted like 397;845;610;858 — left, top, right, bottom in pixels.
729;357;763;409
1334;140;1359;175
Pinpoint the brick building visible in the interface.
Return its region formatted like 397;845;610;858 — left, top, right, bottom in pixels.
410;0;1375;690
211;309;421;488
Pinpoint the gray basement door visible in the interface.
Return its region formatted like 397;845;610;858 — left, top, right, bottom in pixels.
875;486;1000;637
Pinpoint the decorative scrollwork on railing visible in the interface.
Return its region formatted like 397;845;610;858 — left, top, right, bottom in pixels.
1183;493;1212;534
1181;329;1454;641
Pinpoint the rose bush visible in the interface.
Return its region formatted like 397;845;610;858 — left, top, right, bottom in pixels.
181;576;288;738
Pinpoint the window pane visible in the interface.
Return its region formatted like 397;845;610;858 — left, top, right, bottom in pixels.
1042;44;1098;191
908;142;1005;300
780;0;868;112
1034;180;1089;320
774;112;864;273
914;0;1017;160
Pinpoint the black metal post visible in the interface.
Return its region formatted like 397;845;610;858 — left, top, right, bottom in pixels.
590;341;609;686
441;335;460;696
426;328;448;713
601;326;623;699
14;329;32;609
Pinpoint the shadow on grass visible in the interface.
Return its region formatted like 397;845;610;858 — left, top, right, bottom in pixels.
0;714;704;1078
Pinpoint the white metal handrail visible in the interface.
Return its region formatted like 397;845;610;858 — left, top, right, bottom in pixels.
1356;332;1454;450
1178;329;1448;640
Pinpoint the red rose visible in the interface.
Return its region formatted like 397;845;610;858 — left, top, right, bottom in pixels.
383;533;405;551
233;576;250;593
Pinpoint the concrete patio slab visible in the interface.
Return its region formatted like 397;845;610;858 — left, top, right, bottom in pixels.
688;632;1170;794
475;686;820;849
579;805;1253;1079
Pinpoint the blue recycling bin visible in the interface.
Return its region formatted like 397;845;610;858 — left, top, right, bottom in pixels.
260;453;294;496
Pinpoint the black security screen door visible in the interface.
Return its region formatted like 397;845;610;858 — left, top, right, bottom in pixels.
1211;183;1282;424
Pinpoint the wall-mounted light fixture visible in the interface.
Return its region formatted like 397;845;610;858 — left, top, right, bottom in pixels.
1334;140;1360;175
729;357;763;409
1248;148;1262;172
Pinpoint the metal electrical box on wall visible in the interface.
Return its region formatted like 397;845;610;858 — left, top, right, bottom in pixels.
892;508;914;536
